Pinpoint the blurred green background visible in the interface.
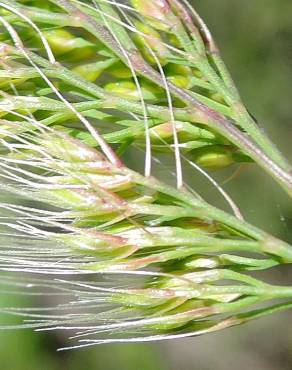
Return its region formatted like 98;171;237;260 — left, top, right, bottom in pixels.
0;0;292;369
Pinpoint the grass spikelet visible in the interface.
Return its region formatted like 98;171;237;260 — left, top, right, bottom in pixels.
0;0;291;350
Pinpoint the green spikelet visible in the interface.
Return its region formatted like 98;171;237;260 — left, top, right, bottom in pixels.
0;0;291;350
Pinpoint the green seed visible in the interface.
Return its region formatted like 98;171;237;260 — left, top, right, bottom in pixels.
131;0;175;31
134;21;169;65
104;81;158;101
43;29;95;58
72;58;117;82
107;61;133;79
193;146;235;169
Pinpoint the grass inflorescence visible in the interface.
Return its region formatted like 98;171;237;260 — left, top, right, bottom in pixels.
0;0;291;349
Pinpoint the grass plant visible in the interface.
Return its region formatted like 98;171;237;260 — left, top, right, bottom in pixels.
0;0;291;350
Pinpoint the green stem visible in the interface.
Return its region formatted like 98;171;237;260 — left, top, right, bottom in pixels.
167;11;292;194
204;284;292;300
1;0;292;260
128;170;292;262
171;0;292;173
54;1;292;197
236;300;292;322
1;0;292;197
205;300;292;335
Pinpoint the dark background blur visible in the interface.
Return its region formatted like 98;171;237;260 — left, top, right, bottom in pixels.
0;0;292;369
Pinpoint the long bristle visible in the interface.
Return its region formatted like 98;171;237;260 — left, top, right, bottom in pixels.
0;0;291;349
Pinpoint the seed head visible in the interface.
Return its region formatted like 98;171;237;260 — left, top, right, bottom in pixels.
0;0;291;350
131;0;174;31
